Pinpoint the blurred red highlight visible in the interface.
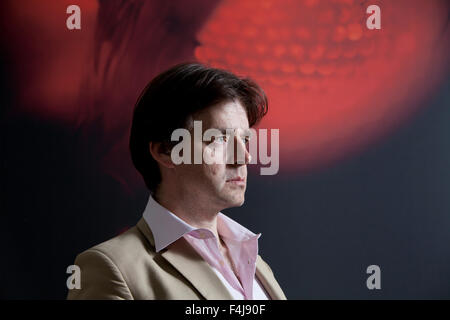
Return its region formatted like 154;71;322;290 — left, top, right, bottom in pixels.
196;0;450;173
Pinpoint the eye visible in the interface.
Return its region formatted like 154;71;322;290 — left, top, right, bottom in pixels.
215;135;228;143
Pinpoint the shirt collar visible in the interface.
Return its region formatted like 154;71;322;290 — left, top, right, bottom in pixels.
142;194;261;252
143;194;194;252
217;212;261;243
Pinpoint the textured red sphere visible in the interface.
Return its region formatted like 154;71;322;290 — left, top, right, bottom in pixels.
195;0;450;174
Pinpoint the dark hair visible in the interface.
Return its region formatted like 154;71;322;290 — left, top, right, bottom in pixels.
129;62;268;193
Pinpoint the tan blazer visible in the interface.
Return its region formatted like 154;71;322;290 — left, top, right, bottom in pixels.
67;218;287;300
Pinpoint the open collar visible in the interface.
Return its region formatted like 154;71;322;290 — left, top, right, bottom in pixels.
142;194;261;251
136;216;286;300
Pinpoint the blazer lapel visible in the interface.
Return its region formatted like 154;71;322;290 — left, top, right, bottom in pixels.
256;255;287;300
137;218;234;300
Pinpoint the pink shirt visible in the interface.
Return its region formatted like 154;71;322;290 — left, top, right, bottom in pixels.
142;194;270;300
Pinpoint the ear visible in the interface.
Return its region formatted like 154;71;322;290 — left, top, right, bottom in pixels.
149;141;175;169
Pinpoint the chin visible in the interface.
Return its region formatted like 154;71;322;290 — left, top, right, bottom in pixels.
227;194;245;207
217;184;246;208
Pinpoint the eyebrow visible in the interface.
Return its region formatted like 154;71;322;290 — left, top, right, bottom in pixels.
214;128;252;136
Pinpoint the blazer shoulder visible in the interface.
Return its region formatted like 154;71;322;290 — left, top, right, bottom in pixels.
68;225;157;299
82;225;157;267
68;246;134;299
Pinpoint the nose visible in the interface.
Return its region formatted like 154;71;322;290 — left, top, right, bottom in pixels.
226;132;251;165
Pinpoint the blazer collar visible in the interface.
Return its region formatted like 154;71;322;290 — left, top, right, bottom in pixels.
136;217;285;300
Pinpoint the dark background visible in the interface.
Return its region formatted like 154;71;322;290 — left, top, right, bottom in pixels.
1;0;449;299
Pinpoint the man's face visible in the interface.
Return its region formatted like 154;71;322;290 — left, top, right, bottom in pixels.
174;100;251;211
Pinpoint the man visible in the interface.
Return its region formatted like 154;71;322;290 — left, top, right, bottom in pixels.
67;63;286;300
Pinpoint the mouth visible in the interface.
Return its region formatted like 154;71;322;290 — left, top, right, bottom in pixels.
226;176;246;186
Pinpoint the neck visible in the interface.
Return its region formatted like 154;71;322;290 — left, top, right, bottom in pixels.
153;186;222;242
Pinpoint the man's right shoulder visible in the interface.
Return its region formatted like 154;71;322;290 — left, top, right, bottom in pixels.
68;223;160;299
76;224;156;267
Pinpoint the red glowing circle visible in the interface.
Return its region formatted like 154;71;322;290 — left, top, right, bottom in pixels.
195;0;450;173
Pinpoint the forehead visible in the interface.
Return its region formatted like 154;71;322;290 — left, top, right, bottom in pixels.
193;100;250;130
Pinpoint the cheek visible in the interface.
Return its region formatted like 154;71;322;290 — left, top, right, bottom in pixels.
203;146;226;177
204;144;227;164
206;163;226;184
